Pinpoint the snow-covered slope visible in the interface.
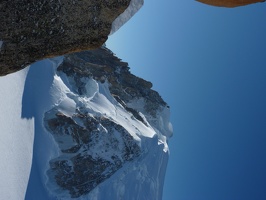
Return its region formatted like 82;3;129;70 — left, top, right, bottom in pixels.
0;47;172;200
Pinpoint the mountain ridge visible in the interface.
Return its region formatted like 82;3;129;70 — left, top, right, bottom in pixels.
22;46;172;200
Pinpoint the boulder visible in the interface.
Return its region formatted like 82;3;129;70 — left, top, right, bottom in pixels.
0;0;130;76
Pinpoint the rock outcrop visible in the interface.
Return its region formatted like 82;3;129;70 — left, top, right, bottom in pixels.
196;0;265;7
0;0;130;76
40;47;172;199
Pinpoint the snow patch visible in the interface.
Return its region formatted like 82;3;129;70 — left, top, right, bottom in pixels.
1;53;170;200
57;97;76;117
85;136;169;200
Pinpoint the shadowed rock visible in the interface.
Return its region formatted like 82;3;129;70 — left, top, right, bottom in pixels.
196;0;265;7
0;0;130;76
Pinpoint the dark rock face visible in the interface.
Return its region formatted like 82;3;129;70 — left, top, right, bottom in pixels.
0;0;130;76
196;0;265;7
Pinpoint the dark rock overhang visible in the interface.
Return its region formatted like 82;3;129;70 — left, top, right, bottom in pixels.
0;0;131;76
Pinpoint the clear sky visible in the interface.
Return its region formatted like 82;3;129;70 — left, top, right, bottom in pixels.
106;1;266;200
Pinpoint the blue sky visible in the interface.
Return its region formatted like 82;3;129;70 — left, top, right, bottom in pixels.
107;1;266;200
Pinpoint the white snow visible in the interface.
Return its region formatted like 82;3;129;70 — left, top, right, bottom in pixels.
110;0;144;34
57;97;76;117
0;68;34;200
22;58;64;200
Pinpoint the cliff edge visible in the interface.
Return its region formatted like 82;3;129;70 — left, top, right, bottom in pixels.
0;0;130;76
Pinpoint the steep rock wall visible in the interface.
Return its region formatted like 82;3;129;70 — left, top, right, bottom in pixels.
0;0;130;76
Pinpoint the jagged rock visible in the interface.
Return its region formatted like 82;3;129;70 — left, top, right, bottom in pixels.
196;0;265;7
0;0;130;76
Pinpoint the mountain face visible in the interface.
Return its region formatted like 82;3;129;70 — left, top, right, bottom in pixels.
196;0;265;7
5;46;171;200
0;0;133;76
110;0;144;35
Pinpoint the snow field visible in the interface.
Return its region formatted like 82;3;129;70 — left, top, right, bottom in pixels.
0;68;34;200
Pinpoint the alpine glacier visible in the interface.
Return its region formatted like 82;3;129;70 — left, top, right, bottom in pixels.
0;47;172;200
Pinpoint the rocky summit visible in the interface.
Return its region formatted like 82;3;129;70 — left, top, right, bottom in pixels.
196;0;265;7
39;47;172;199
0;0;130;76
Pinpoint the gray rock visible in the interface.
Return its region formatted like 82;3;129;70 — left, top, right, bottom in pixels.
0;0;130;76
